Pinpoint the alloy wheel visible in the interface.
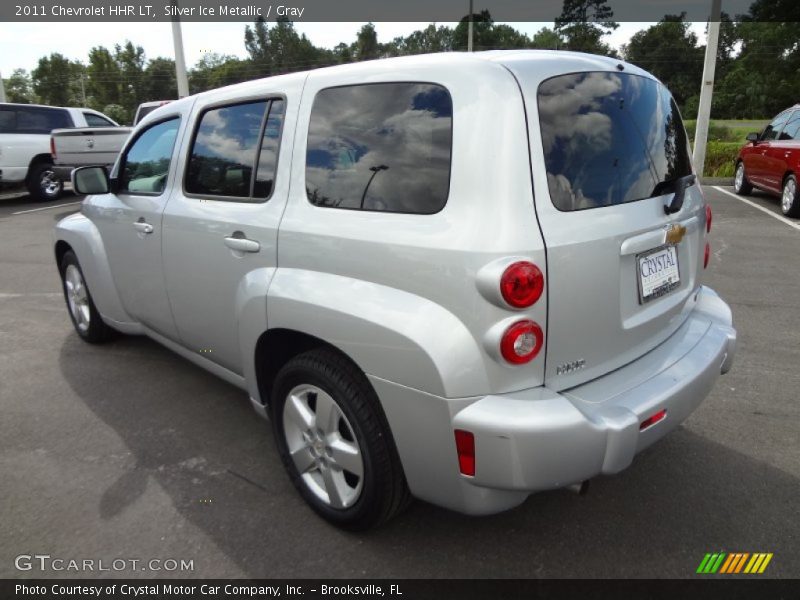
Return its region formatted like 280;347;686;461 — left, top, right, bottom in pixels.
64;264;91;332
282;384;364;509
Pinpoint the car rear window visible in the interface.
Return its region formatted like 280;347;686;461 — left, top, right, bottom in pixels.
537;72;692;211
0;106;72;134
305;82;452;214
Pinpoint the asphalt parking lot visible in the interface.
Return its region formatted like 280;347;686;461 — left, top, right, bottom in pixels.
1;186;798;579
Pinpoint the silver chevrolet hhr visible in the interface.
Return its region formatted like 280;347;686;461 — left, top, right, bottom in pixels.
55;51;736;529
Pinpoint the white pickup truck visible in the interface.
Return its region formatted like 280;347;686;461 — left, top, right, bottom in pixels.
50;100;173;191
0;103;121;201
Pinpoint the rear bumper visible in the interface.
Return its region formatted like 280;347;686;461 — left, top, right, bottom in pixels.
374;286;736;515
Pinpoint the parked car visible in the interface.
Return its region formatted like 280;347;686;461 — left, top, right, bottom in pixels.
51;124;133;184
55;51;736;529
133;100;173;125
0;103;118;201
734;104;800;216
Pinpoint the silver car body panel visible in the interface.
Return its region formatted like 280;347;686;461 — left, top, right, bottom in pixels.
54;51;736;515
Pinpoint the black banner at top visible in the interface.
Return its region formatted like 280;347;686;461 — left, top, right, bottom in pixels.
0;0;761;23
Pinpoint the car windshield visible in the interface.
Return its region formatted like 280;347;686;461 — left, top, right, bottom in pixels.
537;71;692;211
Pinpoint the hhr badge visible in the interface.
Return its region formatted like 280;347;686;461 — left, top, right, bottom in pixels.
556;359;586;376
665;223;687;245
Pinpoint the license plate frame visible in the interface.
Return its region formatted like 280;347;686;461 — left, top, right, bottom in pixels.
637;245;681;304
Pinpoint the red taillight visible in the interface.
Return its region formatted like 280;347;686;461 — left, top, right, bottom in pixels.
500;261;544;308
704;242;710;269
50;136;56;160
705;205;712;233
640;409;667;431
500;320;543;364
454;429;475;476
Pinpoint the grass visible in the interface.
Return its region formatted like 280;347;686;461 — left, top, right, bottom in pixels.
682;119;768;177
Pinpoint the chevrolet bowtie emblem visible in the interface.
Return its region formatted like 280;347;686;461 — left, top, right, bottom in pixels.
665;223;687;245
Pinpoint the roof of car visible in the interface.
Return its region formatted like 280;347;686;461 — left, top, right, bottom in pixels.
0;102;102;111
188;50;638;102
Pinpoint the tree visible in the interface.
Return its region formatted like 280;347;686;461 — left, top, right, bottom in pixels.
114;41;146;118
4;69;34;103
530;27;564;49
453;10;498;51
87;46;121;109
388;24;453;56
712;0;800;118
144;57;178;100
623;15;704;109
355;23;380;60
245;17;331;76
189;54;254;92
555;0;618;56
32;53;86;106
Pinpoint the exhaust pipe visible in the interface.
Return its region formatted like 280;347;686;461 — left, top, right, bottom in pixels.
567;480;590;495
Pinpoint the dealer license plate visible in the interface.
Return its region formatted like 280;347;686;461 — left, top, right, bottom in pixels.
637;245;680;304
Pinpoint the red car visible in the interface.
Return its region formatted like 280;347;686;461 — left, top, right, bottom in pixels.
734;104;800;217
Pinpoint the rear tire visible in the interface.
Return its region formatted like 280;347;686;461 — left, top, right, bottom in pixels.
781;174;800;217
59;250;114;343
734;161;753;195
27;162;63;202
271;348;411;530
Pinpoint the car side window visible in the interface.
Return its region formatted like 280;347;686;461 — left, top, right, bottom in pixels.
253;99;285;198
119;118;180;196
15;107;71;133
185;98;284;202
761;111;791;141
0;108;16;132
305;82;453;214
778;111;800;141
83;112;115;127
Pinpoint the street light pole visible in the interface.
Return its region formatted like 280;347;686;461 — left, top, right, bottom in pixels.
360;165;388;209
0;71;7;103
467;0;474;52
171;1;190;98
693;0;722;180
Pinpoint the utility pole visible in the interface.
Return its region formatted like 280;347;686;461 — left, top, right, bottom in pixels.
467;0;474;52
693;0;722;180
171;2;190;98
0;71;7;103
79;74;87;105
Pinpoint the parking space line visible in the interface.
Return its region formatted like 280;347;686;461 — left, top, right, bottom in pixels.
713;186;800;232
12;201;82;215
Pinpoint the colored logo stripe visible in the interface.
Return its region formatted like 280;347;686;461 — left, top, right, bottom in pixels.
697;552;773;574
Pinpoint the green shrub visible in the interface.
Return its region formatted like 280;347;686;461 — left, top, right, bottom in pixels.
703;141;740;177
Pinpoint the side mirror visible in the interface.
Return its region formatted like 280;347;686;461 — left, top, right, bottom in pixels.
72;166;110;195
746;132;760;143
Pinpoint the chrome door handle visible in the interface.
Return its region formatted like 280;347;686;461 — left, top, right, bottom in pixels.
133;221;153;234
224;235;260;253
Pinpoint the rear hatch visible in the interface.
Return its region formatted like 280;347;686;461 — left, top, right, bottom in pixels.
496;54;707;391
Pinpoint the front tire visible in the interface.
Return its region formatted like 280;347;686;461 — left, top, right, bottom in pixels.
59;250;114;343
781;174;800;217
271;348;410;530
734;161;753;195
28;162;63;201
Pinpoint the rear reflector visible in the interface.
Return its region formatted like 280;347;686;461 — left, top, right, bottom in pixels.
454;429;475;476
704;242;710;269
640;409;667;431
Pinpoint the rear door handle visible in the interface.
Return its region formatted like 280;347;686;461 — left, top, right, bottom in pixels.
224;235;260;253
133;221;153;234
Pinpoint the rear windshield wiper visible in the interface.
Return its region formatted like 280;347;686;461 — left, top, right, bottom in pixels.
652;174;697;214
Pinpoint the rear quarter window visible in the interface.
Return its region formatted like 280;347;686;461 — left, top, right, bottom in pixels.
305;82;452;214
537;72;692;211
